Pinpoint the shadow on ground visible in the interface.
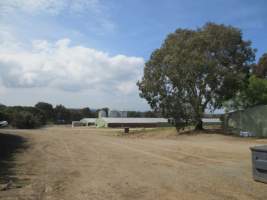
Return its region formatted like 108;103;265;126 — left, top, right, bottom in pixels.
0;132;27;185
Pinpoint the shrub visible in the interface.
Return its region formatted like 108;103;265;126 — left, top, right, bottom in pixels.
11;111;42;129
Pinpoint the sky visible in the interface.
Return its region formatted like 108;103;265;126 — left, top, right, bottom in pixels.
0;0;266;110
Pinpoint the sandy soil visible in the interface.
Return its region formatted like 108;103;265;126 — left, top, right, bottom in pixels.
0;126;267;200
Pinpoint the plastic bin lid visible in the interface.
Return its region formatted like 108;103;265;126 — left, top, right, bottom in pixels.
250;145;267;152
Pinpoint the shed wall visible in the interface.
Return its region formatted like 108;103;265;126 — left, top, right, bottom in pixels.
107;123;159;128
225;105;267;137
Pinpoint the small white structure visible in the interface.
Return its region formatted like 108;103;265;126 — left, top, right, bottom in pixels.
72;118;96;127
80;118;96;126
240;131;255;137
0;121;8;128
98;110;107;118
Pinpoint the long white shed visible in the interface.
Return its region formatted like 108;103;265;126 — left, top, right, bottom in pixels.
96;117;169;128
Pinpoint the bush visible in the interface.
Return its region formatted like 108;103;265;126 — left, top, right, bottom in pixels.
11;111;42;129
0;111;9;121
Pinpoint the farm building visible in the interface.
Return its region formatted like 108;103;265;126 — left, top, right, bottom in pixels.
108;110;128;118
80;118;96;126
72;118;96;127
224;105;267;137
98;110;107;118
96;117;169;128
202;118;222;125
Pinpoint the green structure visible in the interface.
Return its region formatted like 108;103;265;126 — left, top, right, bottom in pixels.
96;118;108;128
224;105;267;138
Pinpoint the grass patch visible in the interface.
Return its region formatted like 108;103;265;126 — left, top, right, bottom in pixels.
115;125;225;138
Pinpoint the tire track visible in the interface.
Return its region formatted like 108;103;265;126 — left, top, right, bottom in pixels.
112;139;228;164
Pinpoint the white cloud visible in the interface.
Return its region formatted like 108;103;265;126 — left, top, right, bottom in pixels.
0;0;115;34
0;0;63;15
116;81;138;95
0;80;6;96
0;38;144;94
0;0;102;15
0;0;147;109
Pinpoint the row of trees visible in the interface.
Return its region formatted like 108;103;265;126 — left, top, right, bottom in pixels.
0;103;96;129
228;54;267;109
127;110;161;118
138;22;267;130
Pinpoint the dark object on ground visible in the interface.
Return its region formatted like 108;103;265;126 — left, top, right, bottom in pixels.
0;133;27;185
124;127;129;134
250;145;267;184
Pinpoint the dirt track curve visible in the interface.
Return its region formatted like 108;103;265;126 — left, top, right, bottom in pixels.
1;126;267;200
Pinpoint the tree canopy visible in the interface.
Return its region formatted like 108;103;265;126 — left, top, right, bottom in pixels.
226;75;267;110
243;75;267;106
253;53;267;78
0;102;99;129
35;102;54;122
138;23;255;130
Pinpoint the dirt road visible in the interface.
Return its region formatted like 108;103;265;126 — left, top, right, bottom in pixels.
1;126;267;200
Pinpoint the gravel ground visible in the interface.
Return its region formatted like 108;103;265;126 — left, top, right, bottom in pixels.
0;126;267;200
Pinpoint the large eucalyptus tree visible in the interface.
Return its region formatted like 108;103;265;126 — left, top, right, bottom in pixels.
137;23;255;130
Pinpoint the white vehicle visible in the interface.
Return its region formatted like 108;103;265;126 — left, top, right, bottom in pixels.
0;121;8;128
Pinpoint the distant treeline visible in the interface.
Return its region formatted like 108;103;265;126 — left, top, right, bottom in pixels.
0;102;97;129
127;111;161;118
0;102;160;129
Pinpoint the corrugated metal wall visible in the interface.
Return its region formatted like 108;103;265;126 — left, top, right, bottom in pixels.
224;105;267;137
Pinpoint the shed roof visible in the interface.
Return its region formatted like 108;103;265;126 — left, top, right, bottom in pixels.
202;118;221;123
100;117;168;124
80;118;97;123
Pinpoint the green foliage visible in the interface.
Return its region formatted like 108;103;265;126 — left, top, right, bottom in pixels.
143;111;160;117
11;111;43;129
253;53;267;78
225;75;267;110
245;76;267;105
0;102;97;128
127;111;143;117
35;102;54;122
0;111;9;121
127;110;161;118
54;105;71;124
239;75;267;107
80;107;93;118
0;106;46;127
137;23;255;130
69;107;93;121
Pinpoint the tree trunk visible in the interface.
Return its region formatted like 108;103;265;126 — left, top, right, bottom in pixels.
195;119;203;131
174;118;186;133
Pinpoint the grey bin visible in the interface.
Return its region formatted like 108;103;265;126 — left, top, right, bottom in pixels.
250;145;267;184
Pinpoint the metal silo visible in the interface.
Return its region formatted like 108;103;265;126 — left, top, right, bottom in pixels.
109;110;120;118
98;110;107;118
121;111;128;118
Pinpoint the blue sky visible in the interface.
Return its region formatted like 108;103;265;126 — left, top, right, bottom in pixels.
0;0;266;110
